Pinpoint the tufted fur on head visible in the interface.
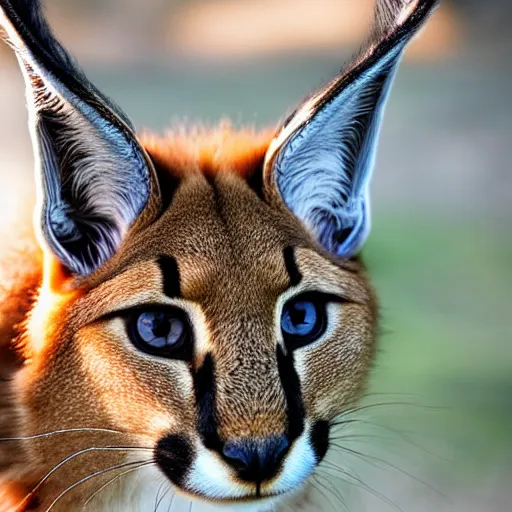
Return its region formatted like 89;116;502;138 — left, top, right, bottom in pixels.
142;123;274;181
0;0;438;510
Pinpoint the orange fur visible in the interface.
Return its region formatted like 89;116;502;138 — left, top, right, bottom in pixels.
141;121;275;179
0;221;42;375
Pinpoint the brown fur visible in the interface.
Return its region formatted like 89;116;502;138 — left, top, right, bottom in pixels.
0;0;438;508
0;129;377;510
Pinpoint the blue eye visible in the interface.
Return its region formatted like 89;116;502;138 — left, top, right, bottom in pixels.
281;296;327;349
137;312;185;348
128;308;191;360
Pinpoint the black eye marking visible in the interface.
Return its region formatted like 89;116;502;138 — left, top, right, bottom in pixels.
193;353;223;453
280;293;328;350
157;255;181;298
276;345;305;441
283;246;302;287
126;305;192;361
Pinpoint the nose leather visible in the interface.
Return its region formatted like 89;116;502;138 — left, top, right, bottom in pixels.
222;434;290;483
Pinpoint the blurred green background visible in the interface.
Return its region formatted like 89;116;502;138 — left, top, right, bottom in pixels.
0;0;510;510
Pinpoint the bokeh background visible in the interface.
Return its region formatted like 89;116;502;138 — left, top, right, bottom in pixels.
0;0;511;510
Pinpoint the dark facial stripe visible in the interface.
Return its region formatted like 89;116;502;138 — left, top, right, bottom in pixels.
310;420;330;462
157;255;181;298
276;345;305;441
283;247;302;286
193;353;223;452
283;246;302;288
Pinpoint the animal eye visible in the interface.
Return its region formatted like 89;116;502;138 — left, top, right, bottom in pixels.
129;309;191;359
281;295;327;349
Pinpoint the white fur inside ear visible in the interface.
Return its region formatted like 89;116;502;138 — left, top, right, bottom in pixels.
1;1;151;275
36;91;150;274
21;50;149;275
265;0;439;258
376;0;421;33
273;47;401;257
396;0;420;26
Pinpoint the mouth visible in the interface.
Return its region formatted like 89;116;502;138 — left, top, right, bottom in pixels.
156;482;295;512
170;487;288;505
154;422;329;506
155;450;295;506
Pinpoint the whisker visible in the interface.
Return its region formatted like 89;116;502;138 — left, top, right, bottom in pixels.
319;462;404;512
0;427;126;443
155;479;174;512
329;433;445;471
166;490;178;512
332;416;432;439
154;479;166;512
331;429;449;465
311;474;342;512
330;433;401;444
46;460;155;511
328;393;436;420
156;486;174;512
329;442;447;500
82;461;154;510
18;445;153;510
337;401;447;420
359;391;433;401
313;473;349;512
331;412;450;460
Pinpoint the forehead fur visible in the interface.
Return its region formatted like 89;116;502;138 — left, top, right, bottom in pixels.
141;122;275;180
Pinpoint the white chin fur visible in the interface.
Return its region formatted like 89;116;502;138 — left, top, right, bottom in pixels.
94;465;285;512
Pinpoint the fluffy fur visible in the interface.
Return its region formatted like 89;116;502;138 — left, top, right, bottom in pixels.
142;123;274;181
0;0;438;510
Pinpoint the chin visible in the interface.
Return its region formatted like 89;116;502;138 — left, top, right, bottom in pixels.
114;465;299;512
184;494;289;512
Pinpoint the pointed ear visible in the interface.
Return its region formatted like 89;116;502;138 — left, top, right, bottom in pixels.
264;0;439;257
0;0;160;276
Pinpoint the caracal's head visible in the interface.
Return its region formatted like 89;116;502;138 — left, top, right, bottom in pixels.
0;0;438;509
